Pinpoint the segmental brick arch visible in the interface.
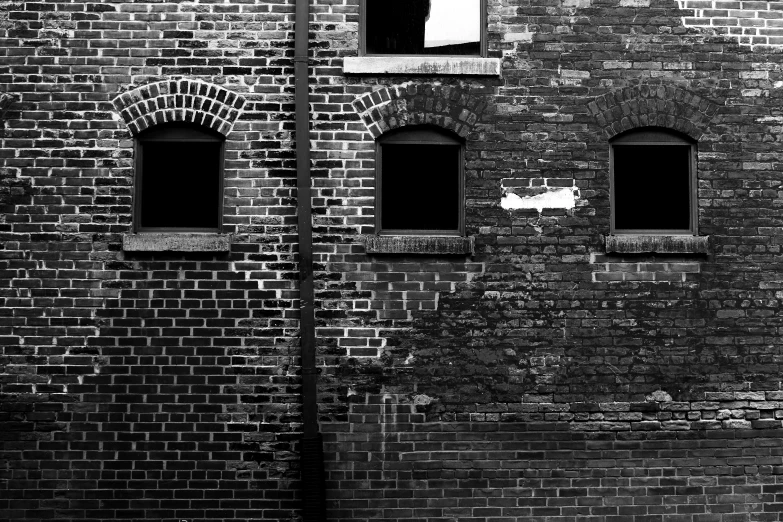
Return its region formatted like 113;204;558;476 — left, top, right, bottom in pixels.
111;79;247;136
352;83;487;138
588;85;718;140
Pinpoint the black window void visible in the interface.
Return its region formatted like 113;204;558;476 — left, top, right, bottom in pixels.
611;129;695;234
136;124;223;231
364;0;482;56
377;127;463;235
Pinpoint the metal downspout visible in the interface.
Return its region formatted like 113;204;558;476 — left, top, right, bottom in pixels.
295;0;326;520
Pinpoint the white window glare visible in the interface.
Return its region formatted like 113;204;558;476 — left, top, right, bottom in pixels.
424;0;481;49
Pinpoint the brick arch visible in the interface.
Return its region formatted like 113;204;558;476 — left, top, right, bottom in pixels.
111;79;247;136
351;83;488;139
588;85;719;140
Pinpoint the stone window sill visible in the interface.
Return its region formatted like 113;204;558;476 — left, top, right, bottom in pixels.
344;57;501;76
361;235;475;255
605;235;710;255
122;233;232;253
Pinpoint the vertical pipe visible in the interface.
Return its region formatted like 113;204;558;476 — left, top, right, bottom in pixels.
294;0;326;520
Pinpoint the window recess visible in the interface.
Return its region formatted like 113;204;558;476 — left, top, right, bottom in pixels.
375;126;465;237
610;128;698;236
134;123;224;233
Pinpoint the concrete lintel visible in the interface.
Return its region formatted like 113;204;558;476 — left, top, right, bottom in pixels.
605;235;710;254
361;235;475;255
344;57;501;76
123;233;232;252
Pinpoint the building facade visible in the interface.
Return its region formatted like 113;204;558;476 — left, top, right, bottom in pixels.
2;0;783;520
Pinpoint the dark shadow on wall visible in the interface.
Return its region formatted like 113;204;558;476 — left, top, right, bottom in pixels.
337;253;780;409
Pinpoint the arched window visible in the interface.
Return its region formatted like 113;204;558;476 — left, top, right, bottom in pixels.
610;127;697;235
135;123;224;232
376;126;464;236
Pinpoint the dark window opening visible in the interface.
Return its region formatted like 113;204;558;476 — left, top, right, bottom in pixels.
136;123;224;232
377;127;464;235
611;128;696;235
363;0;483;56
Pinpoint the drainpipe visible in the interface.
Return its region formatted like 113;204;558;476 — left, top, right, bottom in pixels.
294;0;326;520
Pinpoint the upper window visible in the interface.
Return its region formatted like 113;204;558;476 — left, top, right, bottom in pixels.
376;126;464;236
361;0;485;56
610;128;697;235
135;123;224;232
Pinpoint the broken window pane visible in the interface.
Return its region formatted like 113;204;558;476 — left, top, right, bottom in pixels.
365;0;481;56
613;144;692;232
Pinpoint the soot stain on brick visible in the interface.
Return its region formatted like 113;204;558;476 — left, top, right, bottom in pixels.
338;255;771;408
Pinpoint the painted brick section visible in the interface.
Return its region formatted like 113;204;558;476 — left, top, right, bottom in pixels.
592;253;702;283
677;0;783;48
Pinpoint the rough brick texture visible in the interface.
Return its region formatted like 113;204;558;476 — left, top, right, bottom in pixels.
3;0;783;521
587;84;718;139
351;83;489;138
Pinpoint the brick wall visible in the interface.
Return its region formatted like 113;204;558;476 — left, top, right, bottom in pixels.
0;1;302;521
314;0;783;519
2;0;783;521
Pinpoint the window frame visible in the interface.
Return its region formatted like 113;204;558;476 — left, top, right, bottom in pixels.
359;0;488;58
609;128;698;236
133;123;225;234
375;126;466;237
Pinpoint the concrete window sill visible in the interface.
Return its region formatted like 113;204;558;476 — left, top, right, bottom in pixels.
361;235;475;255
122;233;232;253
344;57;501;76
605;235;710;255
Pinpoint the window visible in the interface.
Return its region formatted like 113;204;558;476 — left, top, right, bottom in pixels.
610;128;697;235
376;126;464;236
135;123;224;232
360;0;486;56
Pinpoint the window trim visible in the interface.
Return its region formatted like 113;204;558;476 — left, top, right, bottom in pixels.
359;0;488;58
609;128;698;236
375;126;465;237
134;123;225;234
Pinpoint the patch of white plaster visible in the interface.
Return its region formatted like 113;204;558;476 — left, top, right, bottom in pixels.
646;389;673;402
500;178;580;213
413;394;435;406
404;353;415;365
501;188;578;213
